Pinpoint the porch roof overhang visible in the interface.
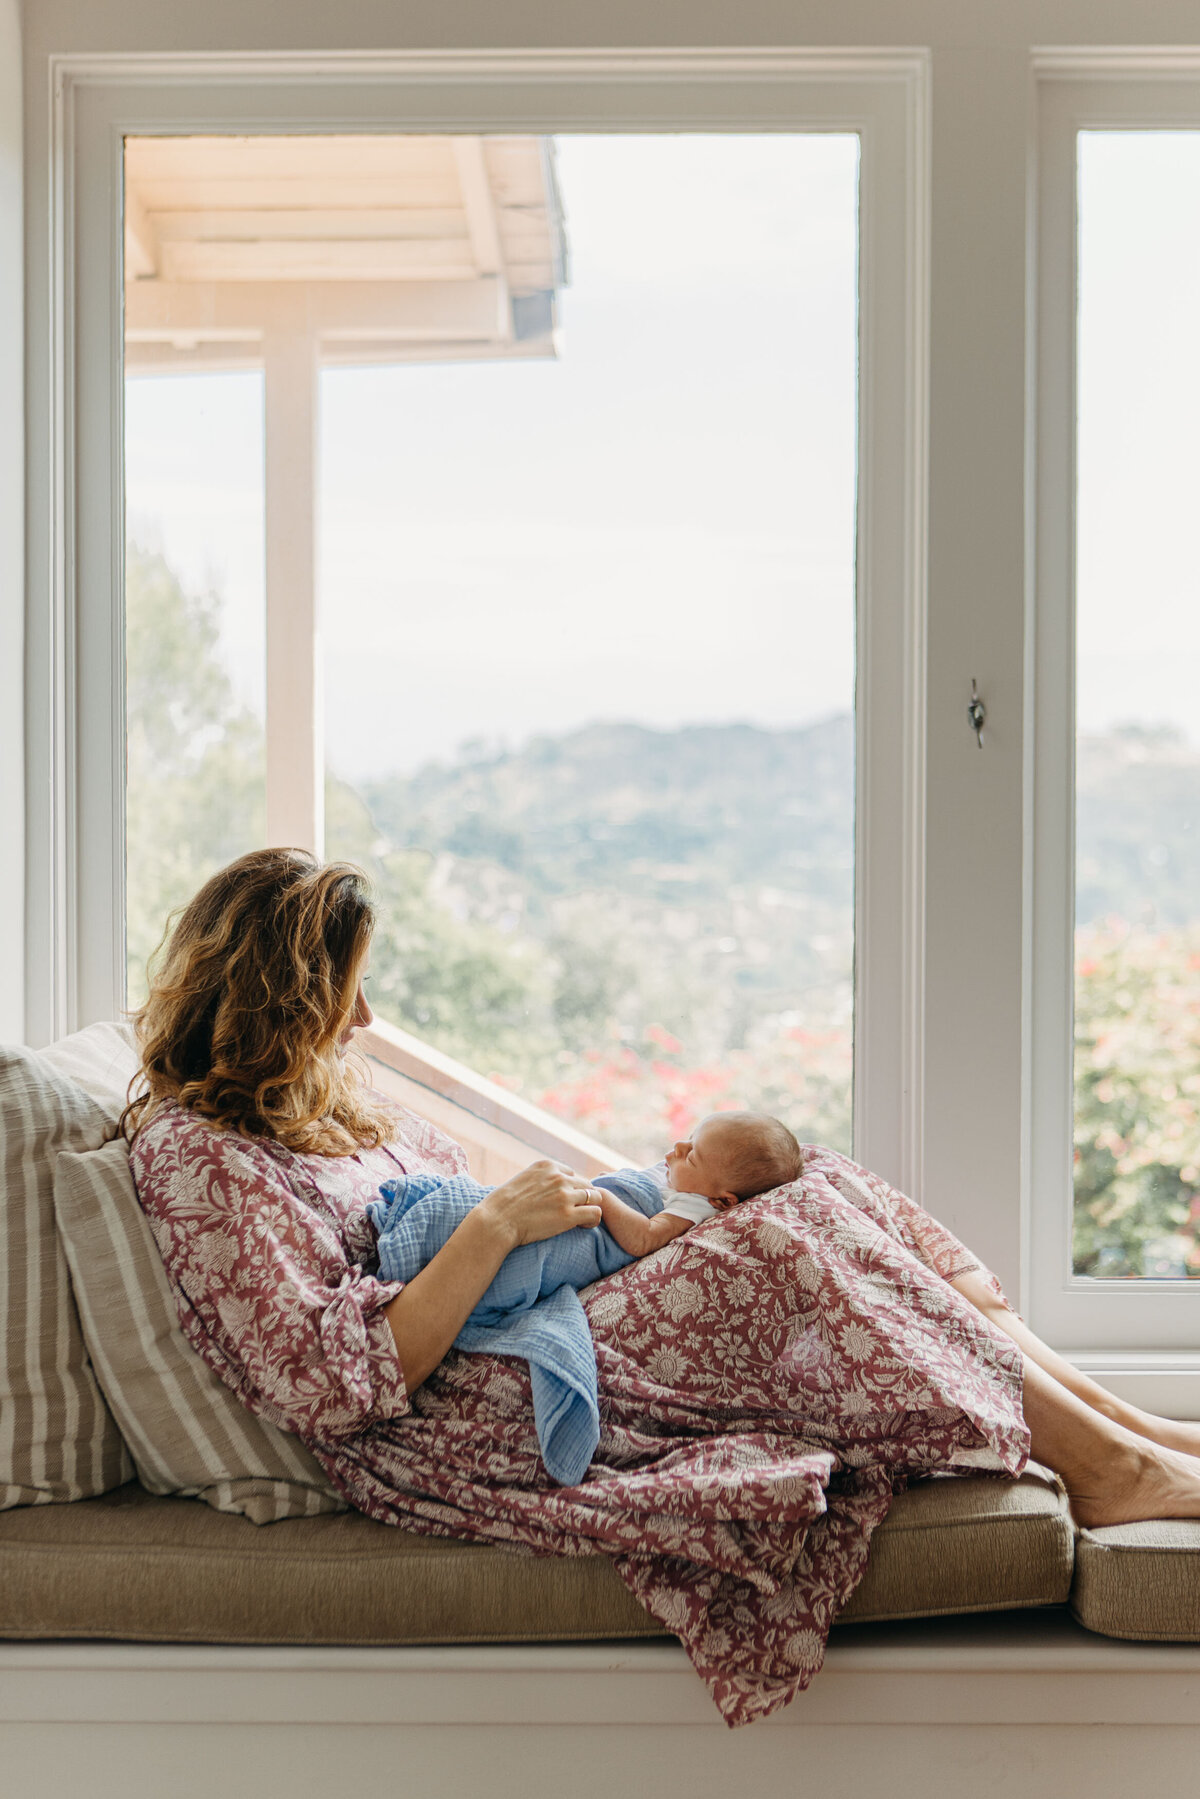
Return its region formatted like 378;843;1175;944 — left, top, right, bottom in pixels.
123;133;568;372
121;132;571;860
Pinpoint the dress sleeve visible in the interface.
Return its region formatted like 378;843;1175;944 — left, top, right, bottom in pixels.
132;1112;410;1444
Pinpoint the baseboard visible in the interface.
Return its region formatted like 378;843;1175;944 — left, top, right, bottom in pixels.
1069;1353;1200;1419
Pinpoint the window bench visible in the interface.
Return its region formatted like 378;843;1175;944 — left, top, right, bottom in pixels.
4;1459;1200;1793
4;1616;1200;1796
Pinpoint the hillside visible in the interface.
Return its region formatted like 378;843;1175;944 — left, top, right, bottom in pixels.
347;716;856;1116
364;712;1200;930
1077;725;1200;928
362;713;855;909
340;712;1200;1169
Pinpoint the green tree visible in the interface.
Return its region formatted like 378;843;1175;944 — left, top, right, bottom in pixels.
125;543;264;1002
1073;923;1200;1275
325;775;558;1082
125;541;560;1080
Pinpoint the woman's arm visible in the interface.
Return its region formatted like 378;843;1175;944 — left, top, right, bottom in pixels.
134;1115;413;1441
136;1115;602;1438
384;1160;604;1391
595;1189;691;1260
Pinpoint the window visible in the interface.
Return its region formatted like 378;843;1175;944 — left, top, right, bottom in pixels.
319;132;859;1161
34;45;1200;1382
1073;131;1200;1281
1031;75;1200;1360
54;54;926;1188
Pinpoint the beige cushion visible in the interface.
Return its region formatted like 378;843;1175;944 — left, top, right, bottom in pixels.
53;1138;346;1526
0;1465;1073;1646
1072;1521;1200;1641
839;1461;1073;1622
0;1045;133;1509
39;1021;142;1123
0;1480;664;1644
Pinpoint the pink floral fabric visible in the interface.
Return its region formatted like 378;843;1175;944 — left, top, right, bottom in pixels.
131;1106;1029;1728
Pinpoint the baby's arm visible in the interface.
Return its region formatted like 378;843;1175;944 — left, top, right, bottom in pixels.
598;1190;692;1259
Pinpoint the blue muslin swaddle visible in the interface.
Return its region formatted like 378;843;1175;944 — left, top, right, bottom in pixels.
366;1167;670;1485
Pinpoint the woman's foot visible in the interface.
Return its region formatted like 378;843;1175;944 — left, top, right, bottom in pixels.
1067;1436;1200;1530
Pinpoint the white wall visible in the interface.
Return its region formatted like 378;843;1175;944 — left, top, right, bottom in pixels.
16;0;1200;1297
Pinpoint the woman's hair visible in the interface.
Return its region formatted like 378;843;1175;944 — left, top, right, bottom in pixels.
122;847;395;1156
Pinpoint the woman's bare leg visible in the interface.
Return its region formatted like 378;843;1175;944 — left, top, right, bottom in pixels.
1020;1356;1200;1527
950;1268;1200;1457
946;1269;1200;1522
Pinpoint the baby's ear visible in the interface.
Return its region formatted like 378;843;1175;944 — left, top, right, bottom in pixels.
709;1190;740;1213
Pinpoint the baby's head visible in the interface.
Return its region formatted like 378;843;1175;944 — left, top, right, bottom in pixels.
665;1112;802;1210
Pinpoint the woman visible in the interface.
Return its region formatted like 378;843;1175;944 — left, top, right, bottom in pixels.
126;848;1200;1728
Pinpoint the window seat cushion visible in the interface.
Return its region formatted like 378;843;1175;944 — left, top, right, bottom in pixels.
839;1460;1072;1623
0;1464;1072;1647
1072;1521;1200;1641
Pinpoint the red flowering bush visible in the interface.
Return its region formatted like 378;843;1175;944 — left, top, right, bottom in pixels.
535;1024;852;1165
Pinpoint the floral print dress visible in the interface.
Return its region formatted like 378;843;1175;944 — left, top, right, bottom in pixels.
130;1100;1029;1728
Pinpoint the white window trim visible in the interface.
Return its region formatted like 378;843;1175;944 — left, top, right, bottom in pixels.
32;46;931;1196
0;0;22;1044
1027;53;1200;1373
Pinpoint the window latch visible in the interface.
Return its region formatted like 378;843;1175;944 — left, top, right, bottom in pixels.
968;679;986;749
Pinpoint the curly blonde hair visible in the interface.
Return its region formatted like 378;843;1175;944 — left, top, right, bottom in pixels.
123;847;395;1156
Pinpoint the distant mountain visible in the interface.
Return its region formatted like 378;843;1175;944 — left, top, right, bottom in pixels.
1077;726;1200;929
363;714;855;909
361;713;1200;934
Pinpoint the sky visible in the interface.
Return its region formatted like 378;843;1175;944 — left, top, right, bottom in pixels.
125;132;859;782
124;129;1200;781
1075;132;1200;744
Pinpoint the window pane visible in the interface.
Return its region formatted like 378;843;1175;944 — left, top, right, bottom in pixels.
323;134;859;1162
123;370;266;1004
1074;132;1200;1277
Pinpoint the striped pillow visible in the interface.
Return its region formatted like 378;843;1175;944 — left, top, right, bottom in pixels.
0;1045;133;1508
53;1138;347;1524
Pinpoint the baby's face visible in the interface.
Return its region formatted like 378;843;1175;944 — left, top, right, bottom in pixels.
665;1116;742;1205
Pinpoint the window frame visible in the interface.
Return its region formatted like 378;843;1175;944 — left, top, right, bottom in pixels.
1027;64;1200;1362
36;48;931;1195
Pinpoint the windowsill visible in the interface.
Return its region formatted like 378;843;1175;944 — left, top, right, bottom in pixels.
4;1613;1200;1728
1068;1353;1200;1420
359;1017;626;1182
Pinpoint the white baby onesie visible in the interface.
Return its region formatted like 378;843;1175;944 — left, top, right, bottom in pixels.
659;1189;721;1226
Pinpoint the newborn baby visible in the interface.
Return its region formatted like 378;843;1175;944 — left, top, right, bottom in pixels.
367;1110;804;1307
596;1111;804;1256
365;1111;802;1486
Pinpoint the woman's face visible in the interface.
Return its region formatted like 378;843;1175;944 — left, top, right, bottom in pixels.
338;969;374;1048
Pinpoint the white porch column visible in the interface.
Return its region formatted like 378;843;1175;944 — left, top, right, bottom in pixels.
263;319;323;857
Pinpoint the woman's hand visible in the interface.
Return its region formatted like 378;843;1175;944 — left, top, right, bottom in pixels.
383;1160;604;1394
477;1159;605;1253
